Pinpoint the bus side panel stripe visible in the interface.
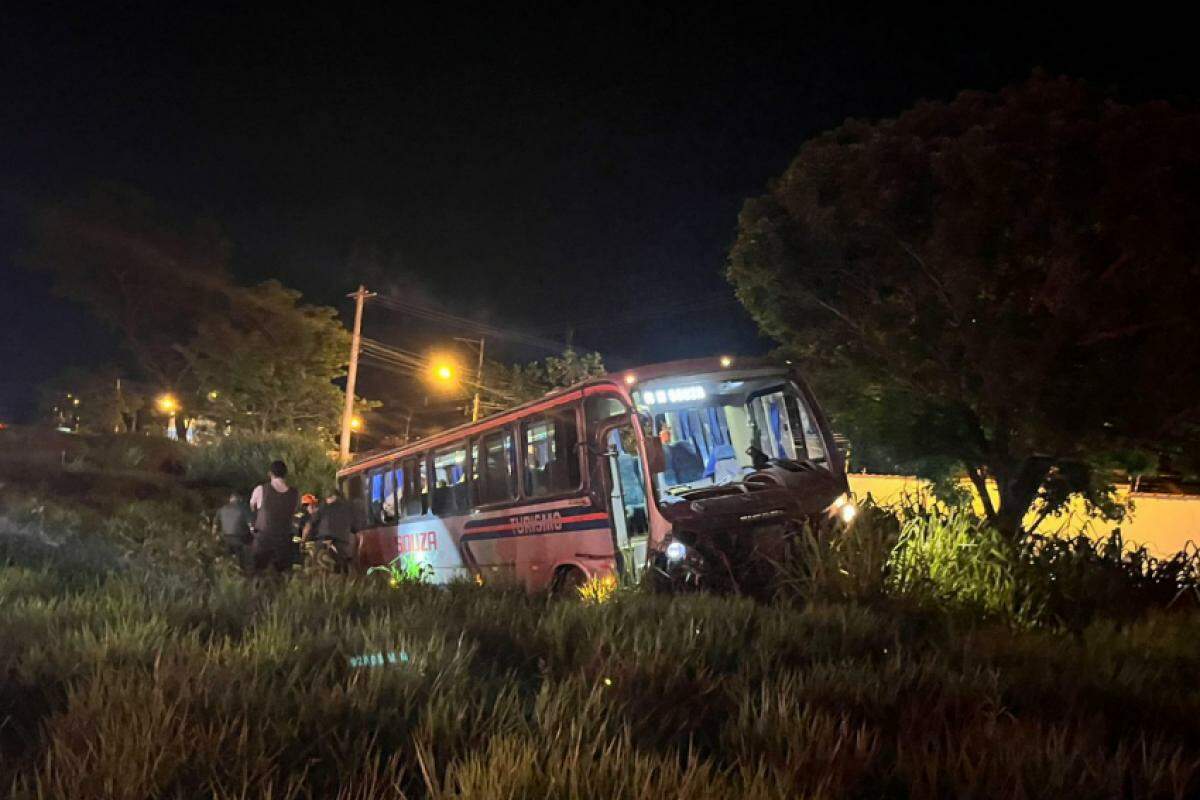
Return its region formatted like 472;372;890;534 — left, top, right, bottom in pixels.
460;525;613;544
463;510;608;533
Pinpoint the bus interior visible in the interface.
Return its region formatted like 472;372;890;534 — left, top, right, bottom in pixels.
632;370;830;498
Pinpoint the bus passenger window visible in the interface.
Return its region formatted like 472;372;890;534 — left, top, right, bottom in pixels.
432;444;468;515
523;408;580;498
472;429;516;506
390;462;405;520
368;465;398;525
341;474;367;530
584;395;628;425
403;457;427;517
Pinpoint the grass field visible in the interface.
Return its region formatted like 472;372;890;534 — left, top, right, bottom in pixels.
3;483;1200;798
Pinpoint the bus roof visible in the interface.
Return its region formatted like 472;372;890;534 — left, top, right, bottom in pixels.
338;354;787;476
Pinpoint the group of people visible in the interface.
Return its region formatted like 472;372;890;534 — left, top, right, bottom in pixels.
213;459;356;573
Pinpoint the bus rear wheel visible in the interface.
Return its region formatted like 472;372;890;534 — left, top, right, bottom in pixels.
551;565;587;598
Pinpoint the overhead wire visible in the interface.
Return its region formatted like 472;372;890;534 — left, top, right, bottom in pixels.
371;294;574;353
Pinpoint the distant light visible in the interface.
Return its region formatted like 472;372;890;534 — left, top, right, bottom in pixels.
350;415;364;431
719;355;733;368
623;373;636;385
666;541;687;561
72;398;80;406
156;393;179;414
840;503;858;523
207;390;220;401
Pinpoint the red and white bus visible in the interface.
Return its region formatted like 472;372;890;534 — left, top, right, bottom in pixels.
337;356;851;592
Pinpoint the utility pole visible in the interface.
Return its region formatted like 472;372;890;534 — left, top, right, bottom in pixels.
472;337;485;422
340;285;375;463
455;336;486;422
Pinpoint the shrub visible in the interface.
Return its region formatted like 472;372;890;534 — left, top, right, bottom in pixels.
774;500;899;604
186;433;337;495
886;503;1040;622
1021;530;1200;630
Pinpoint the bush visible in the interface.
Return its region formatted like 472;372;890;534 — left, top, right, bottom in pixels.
1022;530;1200;630
883;500;1200;628
186;433;337;496
887;503;1040;622
774;500;898;604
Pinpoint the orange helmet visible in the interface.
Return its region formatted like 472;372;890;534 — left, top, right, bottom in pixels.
301;493;319;505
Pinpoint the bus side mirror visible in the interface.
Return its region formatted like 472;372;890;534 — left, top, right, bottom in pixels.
645;436;666;474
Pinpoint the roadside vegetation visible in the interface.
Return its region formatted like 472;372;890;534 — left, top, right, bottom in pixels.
3;464;1200;798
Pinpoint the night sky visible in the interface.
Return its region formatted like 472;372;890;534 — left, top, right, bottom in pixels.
1;4;1193;422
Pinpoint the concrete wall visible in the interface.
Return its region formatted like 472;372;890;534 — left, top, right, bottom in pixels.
846;473;1200;557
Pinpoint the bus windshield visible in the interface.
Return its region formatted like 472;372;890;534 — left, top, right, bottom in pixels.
633;372;829;494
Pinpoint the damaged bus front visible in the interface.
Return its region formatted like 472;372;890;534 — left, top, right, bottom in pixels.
599;357;853;595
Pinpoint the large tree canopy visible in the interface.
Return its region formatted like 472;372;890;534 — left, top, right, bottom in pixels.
187;281;352;438
728;74;1200;535
27;186;368;443
27;185;231;394
486;348;606;405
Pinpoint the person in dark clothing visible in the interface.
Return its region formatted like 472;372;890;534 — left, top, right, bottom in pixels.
213;492;252;570
309;489;356;571
249;460;299;573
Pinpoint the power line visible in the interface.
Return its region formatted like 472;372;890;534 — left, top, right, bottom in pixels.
372;294;574;353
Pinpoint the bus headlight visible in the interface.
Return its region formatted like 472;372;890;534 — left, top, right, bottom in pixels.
665;541;687;562
829;494;857;523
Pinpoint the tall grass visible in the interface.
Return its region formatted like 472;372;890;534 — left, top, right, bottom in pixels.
3;490;1200;797
782;495;1200;629
887;502;1042;622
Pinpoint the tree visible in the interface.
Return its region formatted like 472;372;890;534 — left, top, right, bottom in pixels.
186;281;353;439
26;184;232;439
728;74;1200;536
487;348;606;404
26;186;374;443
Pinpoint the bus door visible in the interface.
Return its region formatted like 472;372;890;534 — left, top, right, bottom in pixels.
597;420;651;579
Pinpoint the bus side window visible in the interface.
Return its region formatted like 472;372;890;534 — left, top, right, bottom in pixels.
522;407;581;498
472;429;516;507
377;461;400;524
341;474;367;531
403;457;427;517
432;443;468;515
367;467;387;525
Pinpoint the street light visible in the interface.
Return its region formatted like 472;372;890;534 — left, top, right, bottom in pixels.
427;352;460;388
350;415;364;431
156;393;179;414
